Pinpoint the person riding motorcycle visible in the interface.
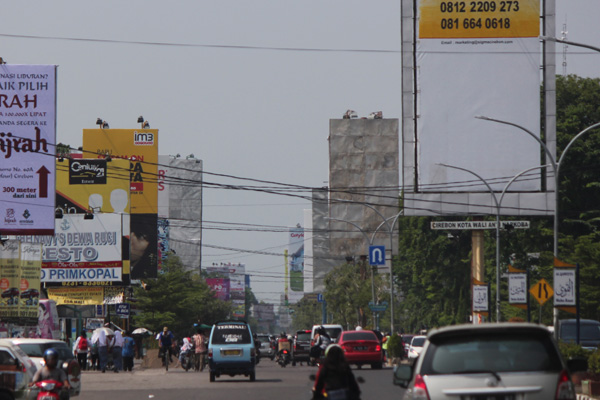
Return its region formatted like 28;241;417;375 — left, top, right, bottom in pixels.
312;344;361;400
310;326;331;364
277;331;291;363
30;348;71;400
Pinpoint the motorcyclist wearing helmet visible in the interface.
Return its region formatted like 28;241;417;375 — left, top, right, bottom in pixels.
30;348;71;398
277;331;291;360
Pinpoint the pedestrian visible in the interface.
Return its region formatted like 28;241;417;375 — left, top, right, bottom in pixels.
192;329;208;371
112;330;124;372
122;331;135;372
312;344;361;400
72;330;89;370
97;329;109;373
381;332;390;365
90;329;100;371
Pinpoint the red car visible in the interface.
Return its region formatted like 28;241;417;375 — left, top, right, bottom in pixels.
337;330;383;369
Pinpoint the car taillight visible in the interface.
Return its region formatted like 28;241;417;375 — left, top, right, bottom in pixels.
555;369;576;400
208;348;213;359
342;345;351;353
413;374;430;400
375;344;381;352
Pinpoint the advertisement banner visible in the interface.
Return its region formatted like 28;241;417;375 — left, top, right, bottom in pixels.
0;65;57;235
472;284;489;313
18;242;42;321
83;129;158;279
16;213;122;283
0;240;21;319
48;287;104;305
38;299;59;339
56;157;130;281
206;278;230;301
415;0;541;193
288;227;304;304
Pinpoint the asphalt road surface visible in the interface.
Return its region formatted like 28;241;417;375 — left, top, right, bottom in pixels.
79;359;403;400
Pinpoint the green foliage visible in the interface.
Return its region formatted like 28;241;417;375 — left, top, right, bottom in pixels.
559;342;590;360
324;261;387;329
132;255;231;337
291;298;322;331
588;350;600;374
386;334;404;359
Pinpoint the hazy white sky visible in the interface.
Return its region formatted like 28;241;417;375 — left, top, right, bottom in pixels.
1;1;598;303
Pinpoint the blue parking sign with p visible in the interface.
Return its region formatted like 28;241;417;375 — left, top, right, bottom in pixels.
369;245;386;265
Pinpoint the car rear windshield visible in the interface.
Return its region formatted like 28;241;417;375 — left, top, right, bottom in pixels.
18;342;73;361
211;324;252;345
296;332;311;341
411;337;426;346
326;328;342;339
421;331;562;375
342;332;377;341
561;322;600;341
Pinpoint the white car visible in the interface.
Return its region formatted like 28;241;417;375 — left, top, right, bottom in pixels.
5;338;81;397
407;335;426;361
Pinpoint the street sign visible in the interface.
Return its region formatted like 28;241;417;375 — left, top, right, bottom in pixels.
317;293;325;303
115;303;130;318
530;279;553;305
431;221;530;230
368;301;388;312
369;245;386;266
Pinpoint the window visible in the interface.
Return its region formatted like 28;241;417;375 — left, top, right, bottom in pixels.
342;332;377;341
211;325;251;345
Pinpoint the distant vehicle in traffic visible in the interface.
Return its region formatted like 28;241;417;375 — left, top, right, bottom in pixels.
292;329;311;366
310;324;344;344
401;334;414;358
0;339;37;400
208;320;256;382
407;335;426;361
393;322;587;400
337;330;383;369
256;333;274;360
558;319;600;350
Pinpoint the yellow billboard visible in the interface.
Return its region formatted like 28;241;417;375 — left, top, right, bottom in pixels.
419;0;539;39
82;129;158;214
48;287;104;306
82;129;158;279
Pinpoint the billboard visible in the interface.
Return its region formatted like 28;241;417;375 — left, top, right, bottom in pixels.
16;213;122;283
287;227;304;304
0;65;57;234
83;129;158;279
206;278;230;301
0;240;42;324
402;0;554;217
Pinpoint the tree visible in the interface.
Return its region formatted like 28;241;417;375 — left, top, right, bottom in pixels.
133;255;231;337
291;298;322;331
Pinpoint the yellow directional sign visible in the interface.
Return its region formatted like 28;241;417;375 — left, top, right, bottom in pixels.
530;278;554;305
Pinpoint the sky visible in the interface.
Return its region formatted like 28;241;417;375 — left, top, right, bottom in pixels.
1;0;599;304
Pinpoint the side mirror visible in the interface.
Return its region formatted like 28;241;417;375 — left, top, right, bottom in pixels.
567;357;588;373
393;364;413;388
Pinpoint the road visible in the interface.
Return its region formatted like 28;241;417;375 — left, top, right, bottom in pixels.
79;359;404;400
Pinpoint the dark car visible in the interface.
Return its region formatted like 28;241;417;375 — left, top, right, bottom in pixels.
292;330;311;366
558;319;600;351
401;334;414;358
338;330;383;369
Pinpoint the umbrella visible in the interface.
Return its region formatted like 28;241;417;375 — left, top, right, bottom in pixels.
132;327;152;335
94;327;114;336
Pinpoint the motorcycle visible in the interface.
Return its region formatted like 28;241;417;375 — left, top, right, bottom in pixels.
182;350;194;371
277;349;291;367
34;379;64;400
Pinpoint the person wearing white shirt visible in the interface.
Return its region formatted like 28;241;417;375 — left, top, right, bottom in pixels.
112;331;124;372
97;330;108;373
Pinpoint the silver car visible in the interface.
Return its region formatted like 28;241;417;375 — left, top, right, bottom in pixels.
394;323;587;400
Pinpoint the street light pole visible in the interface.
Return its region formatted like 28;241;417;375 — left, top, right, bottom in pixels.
439;163;551;322
477;115;600;329
327;217;377;329
331;199;398;333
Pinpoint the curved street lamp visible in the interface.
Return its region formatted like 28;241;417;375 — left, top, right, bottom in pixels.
476;115;600;328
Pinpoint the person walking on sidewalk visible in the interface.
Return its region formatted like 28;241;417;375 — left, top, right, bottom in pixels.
192;329;208;371
122;331;135;372
112;330;124;372
72;330;89;370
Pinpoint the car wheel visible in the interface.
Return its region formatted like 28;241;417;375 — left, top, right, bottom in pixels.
210;371;215;382
250;371;255;382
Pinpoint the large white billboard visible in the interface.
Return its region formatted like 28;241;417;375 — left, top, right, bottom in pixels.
402;0;555;217
0;65;57;234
